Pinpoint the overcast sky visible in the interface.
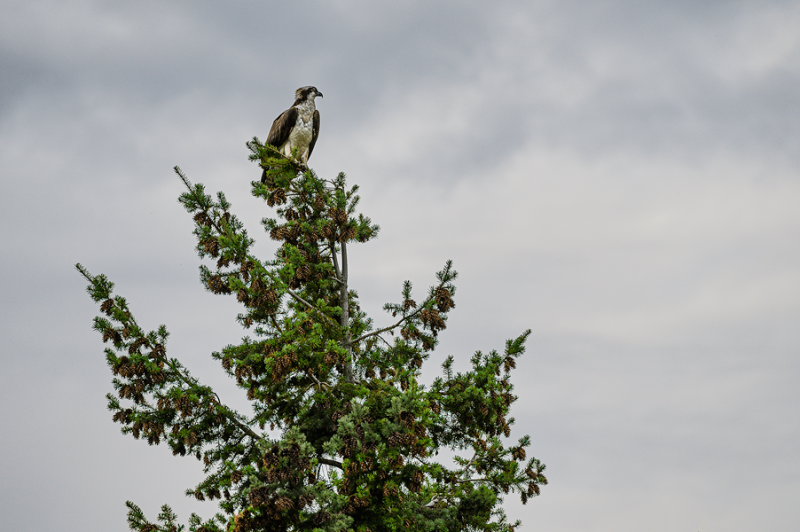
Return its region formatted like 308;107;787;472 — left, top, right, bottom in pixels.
1;1;799;531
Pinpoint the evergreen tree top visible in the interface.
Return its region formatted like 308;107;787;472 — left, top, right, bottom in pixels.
77;139;546;532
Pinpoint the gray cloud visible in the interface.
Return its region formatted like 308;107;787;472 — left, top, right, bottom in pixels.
2;1;799;531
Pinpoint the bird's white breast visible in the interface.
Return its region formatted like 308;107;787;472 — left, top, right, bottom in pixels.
283;99;316;158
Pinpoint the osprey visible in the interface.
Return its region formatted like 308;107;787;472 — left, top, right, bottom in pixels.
261;86;322;184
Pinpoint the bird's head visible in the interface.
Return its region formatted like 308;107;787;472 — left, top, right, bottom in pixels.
295;86;323;102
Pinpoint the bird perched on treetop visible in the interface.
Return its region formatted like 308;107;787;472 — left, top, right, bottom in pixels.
261;86;322;185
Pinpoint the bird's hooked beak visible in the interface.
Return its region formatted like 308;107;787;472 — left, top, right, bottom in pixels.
316;89;323;98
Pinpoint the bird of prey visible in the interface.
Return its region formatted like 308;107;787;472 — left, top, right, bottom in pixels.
261;86;322;184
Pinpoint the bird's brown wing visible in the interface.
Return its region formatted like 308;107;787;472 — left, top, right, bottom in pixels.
261;107;298;184
307;109;320;159
266;107;298;149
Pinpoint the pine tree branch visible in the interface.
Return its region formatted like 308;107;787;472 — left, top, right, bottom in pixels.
375;334;393;348
452;478;494;484
75;262;93;283
317;457;343;469
79;261;263;448
161;355;261;443
177;168;338;329
83;159;542;530
261;144;308;175
350;292;435;345
305;370;331;392
269;266;337;327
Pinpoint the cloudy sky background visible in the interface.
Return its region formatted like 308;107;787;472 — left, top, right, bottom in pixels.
2;1;799;530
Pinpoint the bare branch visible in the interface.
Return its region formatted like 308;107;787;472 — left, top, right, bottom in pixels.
376;334;393;348
330;241;341;281
341;241;348;286
460;450;479;477
340;241;353;383
328;242;344;285
317;457;343;469
350;294;434;345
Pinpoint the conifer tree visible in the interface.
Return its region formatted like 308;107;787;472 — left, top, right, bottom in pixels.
77;139;547;532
